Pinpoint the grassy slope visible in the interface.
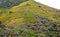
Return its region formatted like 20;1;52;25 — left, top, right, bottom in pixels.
0;0;60;25
0;0;60;37
10;1;60;24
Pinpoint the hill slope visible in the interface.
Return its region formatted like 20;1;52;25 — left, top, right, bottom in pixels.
0;0;28;8
0;0;60;37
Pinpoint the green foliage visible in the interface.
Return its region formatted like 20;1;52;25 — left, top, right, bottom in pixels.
0;0;60;37
0;0;28;8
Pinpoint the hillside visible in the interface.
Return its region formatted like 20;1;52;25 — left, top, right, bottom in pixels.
0;0;60;37
0;0;28;8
